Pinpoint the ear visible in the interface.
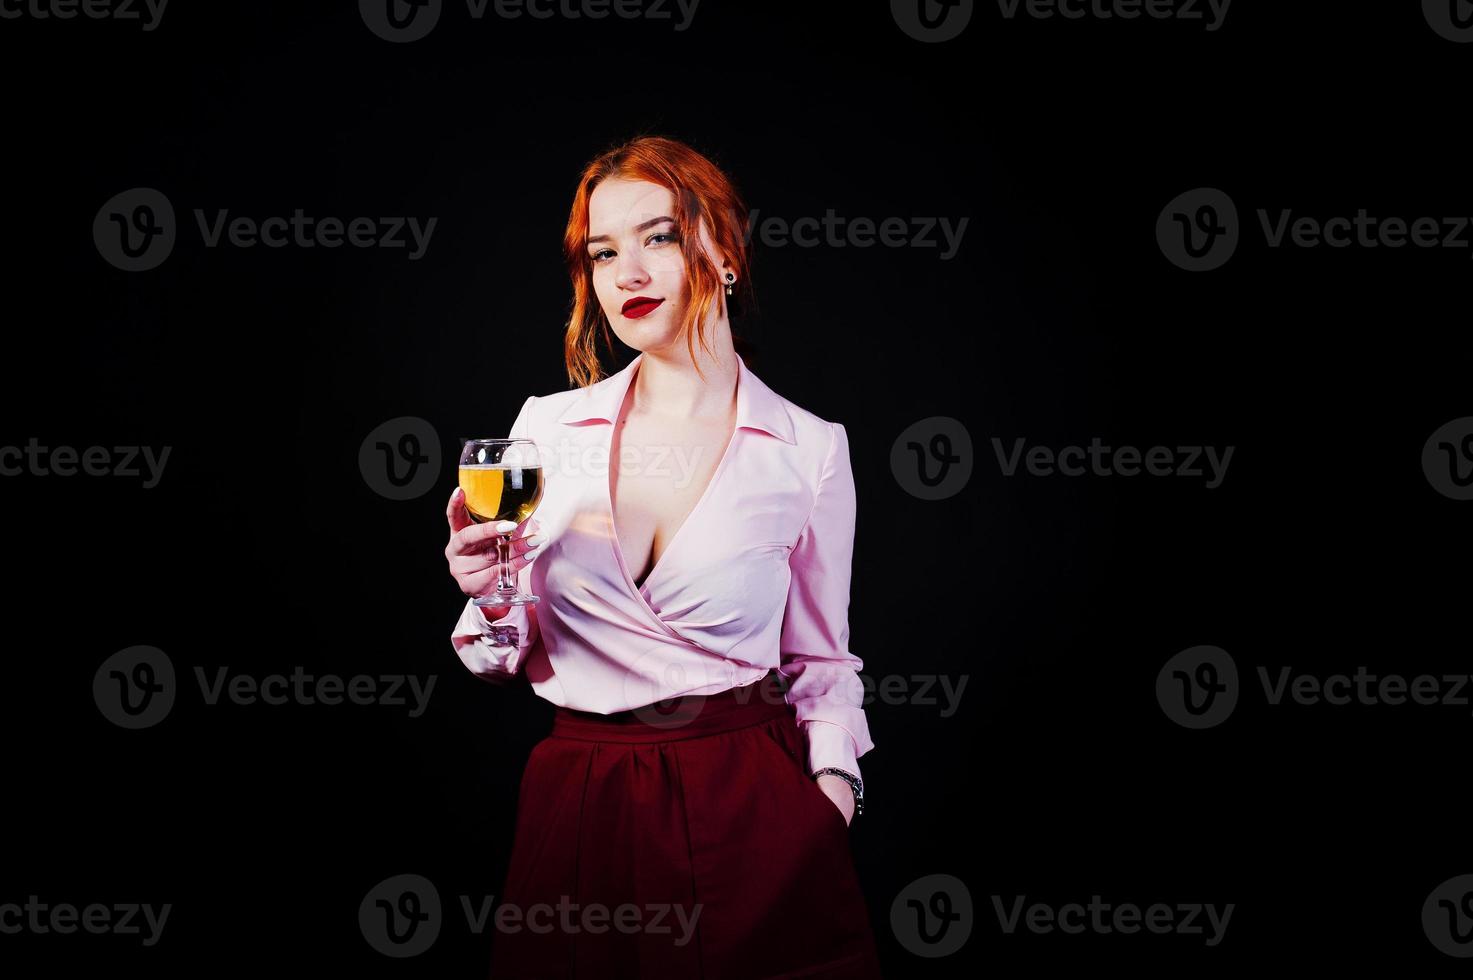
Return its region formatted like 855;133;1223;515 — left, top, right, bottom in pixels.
714;248;737;286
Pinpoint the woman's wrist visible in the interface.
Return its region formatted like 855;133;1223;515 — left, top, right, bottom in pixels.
811;766;864;816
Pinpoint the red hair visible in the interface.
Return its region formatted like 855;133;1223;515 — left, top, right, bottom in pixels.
561;135;756;389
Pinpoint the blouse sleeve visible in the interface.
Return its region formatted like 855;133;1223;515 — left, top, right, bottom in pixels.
778;421;874;780
449;395;542;681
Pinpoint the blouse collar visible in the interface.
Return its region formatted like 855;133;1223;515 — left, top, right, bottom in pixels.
555;351;796;444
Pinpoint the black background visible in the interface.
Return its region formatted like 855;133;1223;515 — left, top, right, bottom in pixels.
1;1;1468;975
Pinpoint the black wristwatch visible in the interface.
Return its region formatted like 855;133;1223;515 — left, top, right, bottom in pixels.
811;767;864;816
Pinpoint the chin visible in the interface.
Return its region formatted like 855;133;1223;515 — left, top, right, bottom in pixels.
616;316;679;344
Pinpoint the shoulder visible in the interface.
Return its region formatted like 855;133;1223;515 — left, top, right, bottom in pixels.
758;379;851;475
512;383;604;423
783;399;846;447
518;387;583;414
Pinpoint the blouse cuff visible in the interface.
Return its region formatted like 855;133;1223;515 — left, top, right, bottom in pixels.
802;719;863;782
450;598;530;680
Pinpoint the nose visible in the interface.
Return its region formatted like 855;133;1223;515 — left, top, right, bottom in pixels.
614;252;649;291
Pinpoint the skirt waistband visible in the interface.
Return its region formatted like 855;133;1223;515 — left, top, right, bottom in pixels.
551;668;794;743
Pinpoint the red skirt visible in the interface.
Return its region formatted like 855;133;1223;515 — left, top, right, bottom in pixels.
487;669;884;979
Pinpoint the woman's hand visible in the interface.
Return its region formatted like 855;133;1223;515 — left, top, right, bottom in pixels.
815;774;855;826
444;486;544;617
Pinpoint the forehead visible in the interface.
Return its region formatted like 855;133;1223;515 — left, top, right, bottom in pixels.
588;179;675;233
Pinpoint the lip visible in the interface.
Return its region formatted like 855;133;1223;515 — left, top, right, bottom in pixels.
621;297;664;318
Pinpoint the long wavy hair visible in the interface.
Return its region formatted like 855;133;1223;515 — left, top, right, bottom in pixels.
561;135;758;389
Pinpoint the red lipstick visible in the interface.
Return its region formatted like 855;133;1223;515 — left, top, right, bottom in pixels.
621;297;664;319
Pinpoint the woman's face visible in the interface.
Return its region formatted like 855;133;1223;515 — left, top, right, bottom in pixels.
585;177;725;353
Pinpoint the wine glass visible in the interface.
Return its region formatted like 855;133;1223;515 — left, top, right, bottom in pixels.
458;437;546;607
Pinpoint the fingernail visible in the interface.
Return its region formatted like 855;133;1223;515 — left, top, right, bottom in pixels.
495;520;517;532
525;535;544;549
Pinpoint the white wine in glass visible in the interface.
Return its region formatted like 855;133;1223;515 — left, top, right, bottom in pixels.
458;437;545;606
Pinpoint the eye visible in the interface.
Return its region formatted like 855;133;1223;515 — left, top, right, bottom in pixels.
588;230;679;264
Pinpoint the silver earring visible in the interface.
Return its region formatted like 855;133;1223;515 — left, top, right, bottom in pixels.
725;272;735;296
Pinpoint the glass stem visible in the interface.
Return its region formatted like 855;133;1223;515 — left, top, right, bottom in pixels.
496;533;515;595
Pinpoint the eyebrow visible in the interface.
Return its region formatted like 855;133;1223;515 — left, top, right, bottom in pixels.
586;215;676;246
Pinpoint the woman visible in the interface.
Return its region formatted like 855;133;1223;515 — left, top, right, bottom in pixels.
445;135;881;978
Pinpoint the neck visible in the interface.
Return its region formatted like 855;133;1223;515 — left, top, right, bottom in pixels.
629;326;739;422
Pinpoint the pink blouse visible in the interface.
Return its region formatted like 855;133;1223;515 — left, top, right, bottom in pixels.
450;352;873;780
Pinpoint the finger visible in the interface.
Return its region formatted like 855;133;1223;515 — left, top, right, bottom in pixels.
446;487;472;534
505;526;546;559
450;526;546;566
448;546;540;580
494;536;544;565
447;517;522;556
448;554;502;581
